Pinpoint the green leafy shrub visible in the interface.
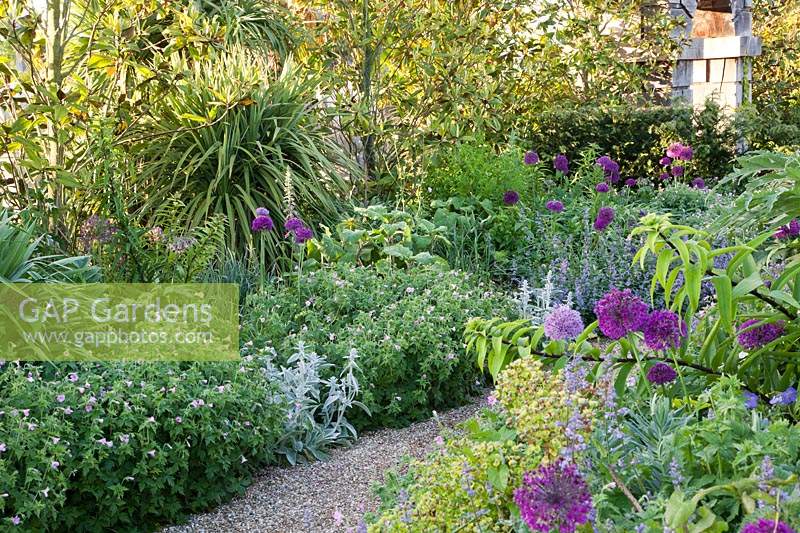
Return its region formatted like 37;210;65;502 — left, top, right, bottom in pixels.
369;358;588;532
589;377;800;531
422;144;537;203
644;183;733;229
0;360;285;531
243;266;515;428
308;205;450;270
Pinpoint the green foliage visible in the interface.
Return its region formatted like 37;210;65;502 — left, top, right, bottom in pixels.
590;378;800;531
293;0;679;198
717;151;800;236
369;358;589;532
631;213;800;397
307;205;450;270
136;49;354;256
422;145;537;203
645;184;733;229
526;103;738;183
84;200;227;283
0;211;99;283
242;266;515;429
752;0;800;112
0;360;286;531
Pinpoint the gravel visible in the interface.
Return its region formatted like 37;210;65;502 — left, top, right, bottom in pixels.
163;401;483;533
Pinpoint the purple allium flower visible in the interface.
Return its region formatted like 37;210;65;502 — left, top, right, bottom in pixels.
743;391;759;409
251;215;274;232
659;156;672;166
293;226;313;244
624;178;637;187
554;154;569;174
774;219;800;240
284;217;304;232
593;207;615;231
740;519;796;533
255;207;270;217
525;151;540;165
666;142;684;159
503;190;521;205
513;461;593;533
679;145;693;161
659;172;670;181
646;362;678;385
691;177;706;189
545;200;564;213
596;156;620;183
672;165;685;177
737;319;785;350
642;310;686;351
594;288;649;339
543;305;585;341
770;387;797;406
595;182;609;193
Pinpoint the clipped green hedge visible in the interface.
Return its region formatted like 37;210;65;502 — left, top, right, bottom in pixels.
525;103;738;181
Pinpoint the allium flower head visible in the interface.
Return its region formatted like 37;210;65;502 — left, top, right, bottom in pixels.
284;217;304;232
691;177;706;189
293;226;313;244
544;305;584;341
737;319;785;350
659;156;672;166
672;165;685;177
594;288;649;339
642;310;686;351
503;190;521;205
593;206;615;231
666;142;694;161
524;151;540;165
255;207;270;217
251;214;274;232
546;200;564;213
659;172;670;181
625;178;637;187
740;519;796;533
554;154;569;174
514;461;593;533
770;386;797;406
595;182;609;193
646;362;677;385
774;219;800;240
596;156;620;183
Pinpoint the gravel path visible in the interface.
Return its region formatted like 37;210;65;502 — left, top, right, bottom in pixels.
164;401;483;533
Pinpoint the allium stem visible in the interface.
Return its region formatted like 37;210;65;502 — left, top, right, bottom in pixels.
605;464;643;513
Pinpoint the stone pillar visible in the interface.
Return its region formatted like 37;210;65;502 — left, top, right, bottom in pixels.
670;0;761;110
